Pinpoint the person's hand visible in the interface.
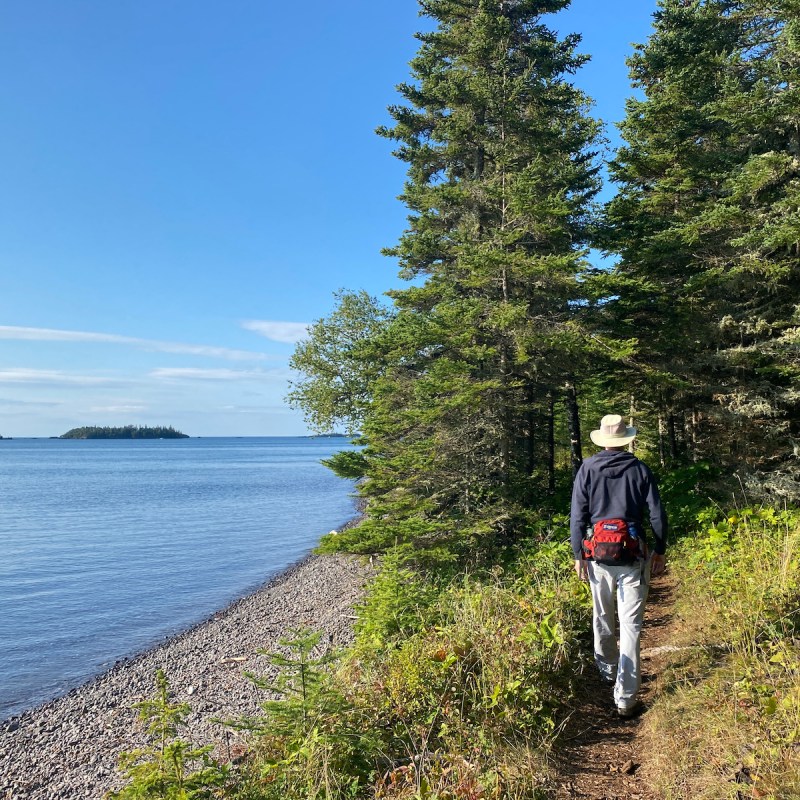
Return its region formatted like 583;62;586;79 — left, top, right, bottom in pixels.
651;553;666;577
574;559;588;582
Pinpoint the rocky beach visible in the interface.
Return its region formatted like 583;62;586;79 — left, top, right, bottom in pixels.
0;552;373;799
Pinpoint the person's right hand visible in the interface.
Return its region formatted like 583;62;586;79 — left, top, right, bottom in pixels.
651;553;666;577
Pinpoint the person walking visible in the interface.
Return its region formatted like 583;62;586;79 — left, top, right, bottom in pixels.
570;414;667;717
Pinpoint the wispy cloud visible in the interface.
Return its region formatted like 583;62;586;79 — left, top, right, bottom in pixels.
0;325;267;362
0;369;126;386
149;367;287;381
221;404;294;414
241;320;309;344
0;396;61;407
88;404;147;413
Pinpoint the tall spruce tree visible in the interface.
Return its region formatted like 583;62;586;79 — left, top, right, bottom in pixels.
602;1;750;462
604;0;799;488
691;0;800;484
350;0;602;549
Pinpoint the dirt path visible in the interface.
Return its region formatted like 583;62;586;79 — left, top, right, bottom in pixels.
550;573;677;800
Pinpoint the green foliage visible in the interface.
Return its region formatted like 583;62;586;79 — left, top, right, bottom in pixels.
340;531;590;799
654;461;718;533
287;290;393;435
602;0;800;480
230;629;378;800
642;504;800;799
320;448;369;480
108;670;227;799
678;506;800;650
353;548;440;650
61;426;188;439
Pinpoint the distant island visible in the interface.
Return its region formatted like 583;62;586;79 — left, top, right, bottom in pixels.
60;425;189;440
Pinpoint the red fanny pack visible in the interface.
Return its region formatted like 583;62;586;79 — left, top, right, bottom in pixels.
583;519;642;565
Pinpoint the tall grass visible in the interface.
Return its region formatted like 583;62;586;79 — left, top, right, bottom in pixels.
641;506;800;800
334;536;591;799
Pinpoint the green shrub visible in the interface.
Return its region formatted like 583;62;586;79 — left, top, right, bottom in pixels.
228;629;379;800
108;670;228;800
641;505;800;800
339;535;589;798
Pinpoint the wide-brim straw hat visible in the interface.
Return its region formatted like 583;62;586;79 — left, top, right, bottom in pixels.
590;414;637;447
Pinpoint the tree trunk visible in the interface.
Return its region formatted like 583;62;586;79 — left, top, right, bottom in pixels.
499;344;510;488
658;413;666;468
547;394;555;494
628;394;636;454
690;407;699;463
566;381;583;478
668;412;678;461
524;385;536;477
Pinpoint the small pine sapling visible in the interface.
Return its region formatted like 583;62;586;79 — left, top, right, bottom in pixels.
108;669;227;799
230;628;377;799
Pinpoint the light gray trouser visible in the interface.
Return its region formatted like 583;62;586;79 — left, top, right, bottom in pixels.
587;557;651;710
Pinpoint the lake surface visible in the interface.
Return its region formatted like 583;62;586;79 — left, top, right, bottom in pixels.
0;436;357;721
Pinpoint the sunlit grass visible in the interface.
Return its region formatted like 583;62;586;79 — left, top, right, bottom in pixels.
642;508;800;800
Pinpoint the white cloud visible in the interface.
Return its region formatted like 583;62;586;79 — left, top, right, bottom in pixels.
0;396;61;407
0;325;266;362
222;404;294;414
0;369;125;386
241;320;309;344
149;367;285;381
88;404;147;413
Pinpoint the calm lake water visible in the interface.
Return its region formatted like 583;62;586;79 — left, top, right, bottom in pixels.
0;436;357;721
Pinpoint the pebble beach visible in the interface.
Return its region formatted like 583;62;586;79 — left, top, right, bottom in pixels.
0;552;373;799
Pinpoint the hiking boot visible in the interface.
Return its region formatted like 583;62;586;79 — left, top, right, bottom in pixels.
595;661;617;684
616;700;644;719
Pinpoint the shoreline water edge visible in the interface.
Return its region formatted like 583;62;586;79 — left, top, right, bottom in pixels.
0;512;371;800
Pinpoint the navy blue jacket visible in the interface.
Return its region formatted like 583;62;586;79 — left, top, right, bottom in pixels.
570;450;668;559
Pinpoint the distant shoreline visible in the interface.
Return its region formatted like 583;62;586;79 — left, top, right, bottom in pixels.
3;434;353;441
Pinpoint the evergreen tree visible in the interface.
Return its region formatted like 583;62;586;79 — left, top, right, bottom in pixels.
356;0;602;547
601;0;747;457
691;0;800;484
604;0;799;489
601;1;796;473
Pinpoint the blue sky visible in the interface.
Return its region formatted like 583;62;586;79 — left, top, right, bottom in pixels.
0;0;657;437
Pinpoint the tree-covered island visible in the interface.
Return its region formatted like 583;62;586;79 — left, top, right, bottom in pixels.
60;425;189;439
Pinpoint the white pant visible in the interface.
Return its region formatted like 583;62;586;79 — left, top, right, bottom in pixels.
587;558;651;710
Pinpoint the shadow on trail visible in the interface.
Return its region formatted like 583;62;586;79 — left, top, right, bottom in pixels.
548;574;677;800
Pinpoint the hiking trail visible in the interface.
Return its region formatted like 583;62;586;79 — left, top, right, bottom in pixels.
551;573;678;799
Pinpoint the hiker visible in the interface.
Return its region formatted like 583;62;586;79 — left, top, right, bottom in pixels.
570;414;667;718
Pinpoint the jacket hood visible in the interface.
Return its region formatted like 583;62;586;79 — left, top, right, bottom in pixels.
588;450;639;478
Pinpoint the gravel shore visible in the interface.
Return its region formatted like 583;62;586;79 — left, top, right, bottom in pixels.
0;552;373;799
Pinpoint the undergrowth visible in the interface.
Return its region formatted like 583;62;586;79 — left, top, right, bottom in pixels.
227;525;592;799
641;505;800;800
339;535;591;799
112;465;798;800
111;517;592;799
